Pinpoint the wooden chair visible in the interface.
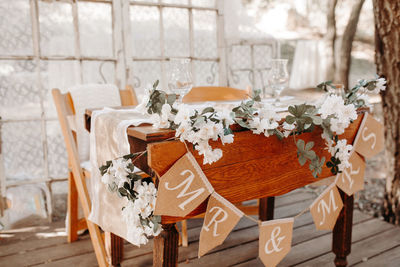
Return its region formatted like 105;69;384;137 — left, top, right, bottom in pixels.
183;86;250;103
52;86;138;267
180;86;259;247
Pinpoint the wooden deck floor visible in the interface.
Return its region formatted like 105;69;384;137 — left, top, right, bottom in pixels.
1;189;400;267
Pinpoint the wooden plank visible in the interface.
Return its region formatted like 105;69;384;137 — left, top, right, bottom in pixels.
279;217;394;266
0;237;94;266
297;224;400;267
231;211;371;267
353;244;400;266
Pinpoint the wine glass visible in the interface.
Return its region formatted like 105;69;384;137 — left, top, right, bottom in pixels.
168;58;193;103
268;59;289;105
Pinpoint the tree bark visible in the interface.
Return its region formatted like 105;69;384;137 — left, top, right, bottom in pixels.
325;0;338;81
335;0;365;89
373;1;400;224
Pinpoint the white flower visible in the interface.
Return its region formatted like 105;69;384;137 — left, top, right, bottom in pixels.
136;94;150;114
220;133;234;144
337;103;357;124
101;172;114;185
373;78;386;94
174;104;194;126
321;131;335;155
175;123;190;141
259;105;281;122
198;121;217;140
150;113;170;129
203;148;223;165
282;122;295;138
319;95;345;119
330;118;349;135
249;117;262;134
217;108;235;126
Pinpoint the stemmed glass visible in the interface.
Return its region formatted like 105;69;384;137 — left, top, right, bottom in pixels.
268;59;289;105
168;58;193;103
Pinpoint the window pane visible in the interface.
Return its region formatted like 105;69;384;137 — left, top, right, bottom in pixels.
82;61;115;84
0;0;33;56
39;1;74;57
130;0;158;3
193;10;217;58
131;61;162;99
193;60;218;86
0;60;41;120
46;120;68;179
230;45;251;69
253;45;273;69
2;121;44;181
40;60;80;118
78;2;113;58
130;6;160;58
192;0;216;8
163;7;189;57
228;70;253;90
162;0;188;4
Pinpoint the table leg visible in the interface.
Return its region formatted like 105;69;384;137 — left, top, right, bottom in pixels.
153;223;179;267
332;189;354;267
259;197;275;221
105;232;124;266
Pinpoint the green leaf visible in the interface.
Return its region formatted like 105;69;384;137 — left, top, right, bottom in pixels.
285;115;295;124
153;80;159;89
118;187;127;197
167;94;176;105
305;141;314;150
201;107;215;114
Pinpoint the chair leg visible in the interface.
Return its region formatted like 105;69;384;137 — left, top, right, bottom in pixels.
87;220;108;267
181;220;188;247
67;171;79;243
105;232;124;266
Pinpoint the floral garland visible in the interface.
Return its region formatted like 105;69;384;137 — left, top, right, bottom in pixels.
100;77;386;246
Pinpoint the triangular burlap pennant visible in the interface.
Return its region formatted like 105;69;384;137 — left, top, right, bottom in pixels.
259;218;294;267
310;183;343;230
335;151;366;196
154;152;214;217
198;192;244;257
353;113;384;159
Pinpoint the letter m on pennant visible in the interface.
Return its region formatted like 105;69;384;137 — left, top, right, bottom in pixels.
310;184;343;230
154;153;213;217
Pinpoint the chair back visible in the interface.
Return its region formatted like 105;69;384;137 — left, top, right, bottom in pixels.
183;86;250;103
51;86;138;214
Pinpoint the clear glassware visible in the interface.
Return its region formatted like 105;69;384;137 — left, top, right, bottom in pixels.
268;59;289;105
168;58;193;103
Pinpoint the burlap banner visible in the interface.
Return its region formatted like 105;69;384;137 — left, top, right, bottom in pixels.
154;152;214;217
198;192;244;257
353;113;384;159
259;218;294;267
335;151;366;196
310;183;343;230
150;113;384;266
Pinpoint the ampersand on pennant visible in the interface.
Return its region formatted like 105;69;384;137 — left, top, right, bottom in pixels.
265;226;285;254
259;218;294;267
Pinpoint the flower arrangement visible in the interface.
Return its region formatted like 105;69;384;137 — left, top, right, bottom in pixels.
100;77;386;245
99;154;161;246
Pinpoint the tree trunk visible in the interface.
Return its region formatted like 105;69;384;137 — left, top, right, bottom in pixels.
335;0;365;89
325;0;338;81
373;1;400;224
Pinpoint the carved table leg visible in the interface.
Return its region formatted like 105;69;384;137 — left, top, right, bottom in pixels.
332;189;354;267
259;197;275;221
105;232;124;266
153;223;179;267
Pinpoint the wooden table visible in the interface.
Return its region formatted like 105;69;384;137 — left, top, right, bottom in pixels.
85;108;365;267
